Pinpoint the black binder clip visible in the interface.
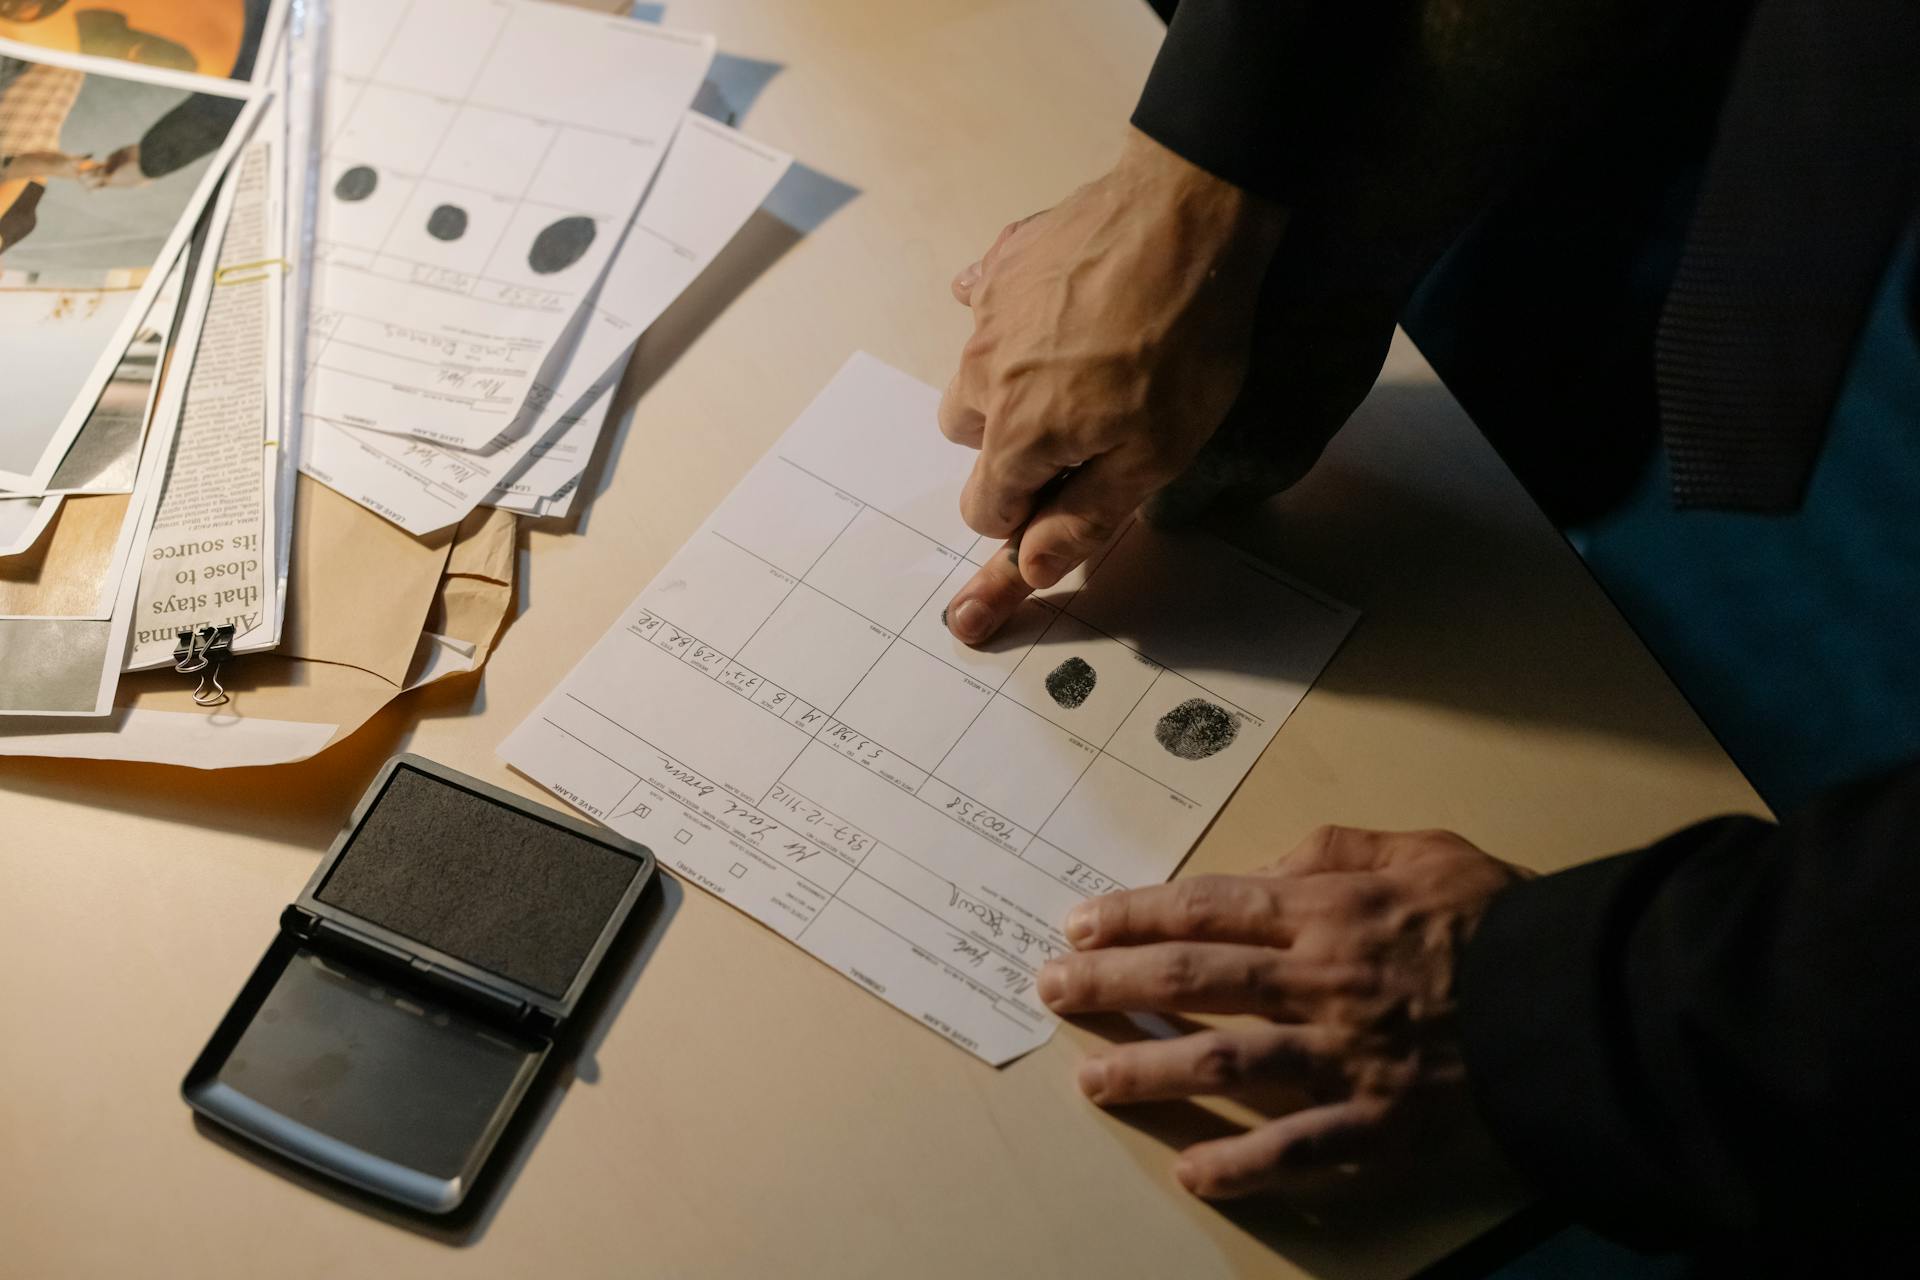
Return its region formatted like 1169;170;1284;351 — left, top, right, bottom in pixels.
173;624;236;707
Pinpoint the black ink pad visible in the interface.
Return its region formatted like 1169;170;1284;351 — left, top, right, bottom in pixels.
527;215;596;274
1153;698;1239;760
1044;656;1097;709
333;164;378;202
184;756;655;1215
425;203;468;241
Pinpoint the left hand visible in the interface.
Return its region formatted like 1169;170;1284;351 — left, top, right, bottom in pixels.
1038;825;1529;1198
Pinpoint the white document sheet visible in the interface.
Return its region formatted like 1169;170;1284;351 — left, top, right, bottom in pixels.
500;355;1359;1064
301;0;713;451
0;494;57;556
303;111;789;534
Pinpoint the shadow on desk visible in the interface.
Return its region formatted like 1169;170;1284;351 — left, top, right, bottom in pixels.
524;161;862;546
1216;376;1718;757
1066;1011;1552;1278
190;873;683;1246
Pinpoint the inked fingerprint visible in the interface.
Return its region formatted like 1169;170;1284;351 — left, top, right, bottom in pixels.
528;215;596;274
426;204;468;241
1154;698;1238;760
1045;657;1097;709
333;165;377;201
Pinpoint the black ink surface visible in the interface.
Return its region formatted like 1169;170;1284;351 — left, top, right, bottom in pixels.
333;164;377;201
528;215;596;274
426;203;468;241
1154;698;1238;760
1045;657;1097;709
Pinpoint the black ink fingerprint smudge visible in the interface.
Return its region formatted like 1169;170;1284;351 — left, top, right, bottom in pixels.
528;215;596;274
333;165;377;201
1154;698;1238;760
1045;657;1096;709
426;203;468;241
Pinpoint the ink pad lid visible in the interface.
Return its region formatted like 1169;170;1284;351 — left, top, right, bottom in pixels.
183;755;655;1213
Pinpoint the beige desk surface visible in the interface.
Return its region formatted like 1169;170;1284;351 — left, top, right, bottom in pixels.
0;2;1765;1276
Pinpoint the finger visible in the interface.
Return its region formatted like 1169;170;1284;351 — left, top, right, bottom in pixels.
1078;1023;1334;1106
1014;452;1159;590
959;434;1069;537
1176;1100;1393;1198
1064;875;1295;951
950;259;983;306
944;539;1031;646
937;370;985;447
1038;942;1367;1018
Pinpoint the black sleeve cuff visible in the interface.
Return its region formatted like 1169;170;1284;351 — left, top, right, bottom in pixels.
1130;1;1385;202
1456;836;1730;1250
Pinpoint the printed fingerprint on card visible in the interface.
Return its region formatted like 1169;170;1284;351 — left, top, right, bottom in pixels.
1154;698;1240;760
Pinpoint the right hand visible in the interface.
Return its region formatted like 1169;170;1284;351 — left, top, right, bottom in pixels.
937;127;1284;643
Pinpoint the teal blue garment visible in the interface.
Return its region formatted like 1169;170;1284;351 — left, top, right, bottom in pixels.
1569;236;1920;814
1486;241;1918;1276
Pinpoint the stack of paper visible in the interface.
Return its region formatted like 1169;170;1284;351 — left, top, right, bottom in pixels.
0;0;812;762
0;1;296;715
299;0;790;536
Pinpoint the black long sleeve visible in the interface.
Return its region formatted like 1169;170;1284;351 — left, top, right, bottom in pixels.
1458;761;1920;1255
1130;1;1390;204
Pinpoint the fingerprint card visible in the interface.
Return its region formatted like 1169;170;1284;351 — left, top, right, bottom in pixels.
500;354;1360;1064
303;0;713;450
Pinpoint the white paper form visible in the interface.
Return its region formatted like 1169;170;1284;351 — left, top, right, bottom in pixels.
302;0;713;451
303;112;789;534
500;355;1359;1064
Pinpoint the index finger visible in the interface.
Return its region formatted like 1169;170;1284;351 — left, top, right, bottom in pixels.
959;434;1069;538
1063;875;1295;951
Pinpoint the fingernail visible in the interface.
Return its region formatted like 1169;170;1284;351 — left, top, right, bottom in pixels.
955;262;982;293
951;598;992;643
1037;960;1065;1007
1025;553;1068;588
1174;1159;1202;1193
1077;1058;1108;1102
1063;901;1096;948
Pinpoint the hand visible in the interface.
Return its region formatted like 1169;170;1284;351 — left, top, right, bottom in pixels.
938;127;1283;643
90;145;144;189
1038;826;1529;1199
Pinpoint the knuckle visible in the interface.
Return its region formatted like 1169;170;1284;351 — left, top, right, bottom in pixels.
1153;949;1201;1003
1051;510;1116;555
1305;824;1344;857
1191;1033;1244;1090
1175;879;1222;936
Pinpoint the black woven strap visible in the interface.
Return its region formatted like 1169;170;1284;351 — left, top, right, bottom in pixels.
1655;0;1920;512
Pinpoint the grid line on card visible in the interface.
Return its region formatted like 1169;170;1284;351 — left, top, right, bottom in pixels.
346;75;667;145
706;529;916;644
320;156;628;212
814;897;1042;1029
307;361;514;411
309;0;421;378
623;596;1132;889
726;496;862;658
547;700;1056;1014
776;455;970;560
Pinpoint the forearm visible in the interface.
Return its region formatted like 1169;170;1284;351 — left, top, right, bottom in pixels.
1459;762;1920;1252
